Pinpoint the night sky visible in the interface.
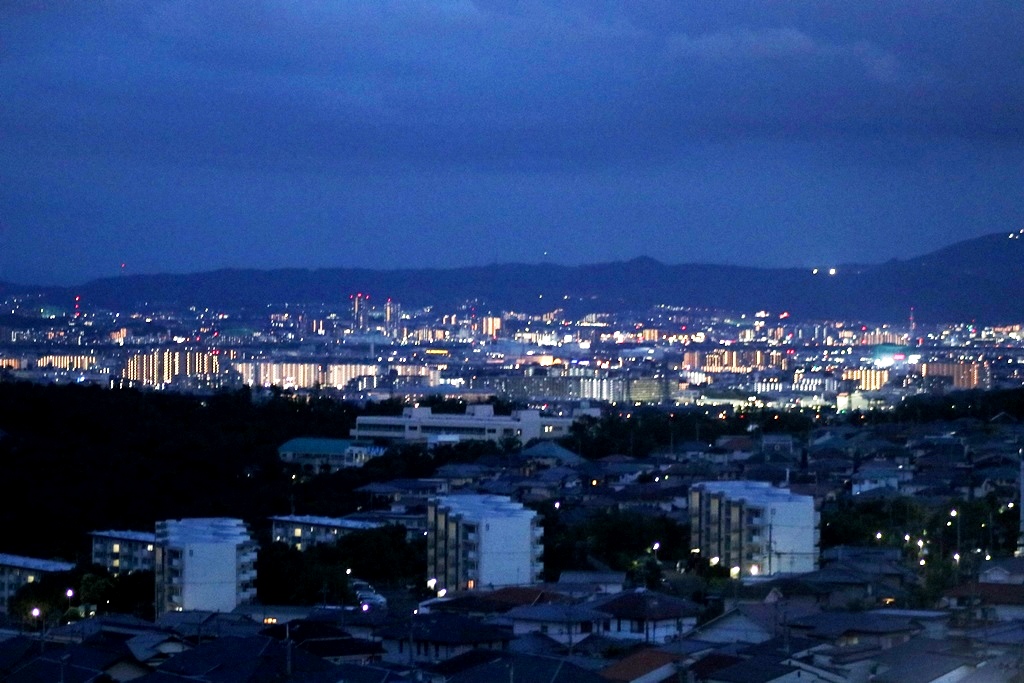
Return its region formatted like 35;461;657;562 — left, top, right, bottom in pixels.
2;2;1022;285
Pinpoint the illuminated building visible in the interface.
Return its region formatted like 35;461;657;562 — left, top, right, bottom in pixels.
689;481;818;577
90;530;156;576
0;554;75;615
921;361;991;390
351;404;577;443
683;351;704;370
351;292;368;329
792;370;840;393
154;518;257;616
859;329;908;345
36;354;97;371
123;349;221;387
842;368;890;391
627;376;669;403
322;363;380;389
427;494;542;593
481;316;502;339
270;515;385;550
233;361;321;389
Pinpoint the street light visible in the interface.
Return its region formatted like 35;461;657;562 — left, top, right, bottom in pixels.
652;542;660;562
951;509;961;571
66;589;74;612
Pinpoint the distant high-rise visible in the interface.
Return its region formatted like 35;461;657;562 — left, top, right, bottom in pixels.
481;316;502;339
350;292;368;330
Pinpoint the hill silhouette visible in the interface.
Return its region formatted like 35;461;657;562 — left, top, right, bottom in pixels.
7;231;1024;323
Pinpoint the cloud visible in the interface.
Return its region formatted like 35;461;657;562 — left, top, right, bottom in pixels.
3;1;1022;176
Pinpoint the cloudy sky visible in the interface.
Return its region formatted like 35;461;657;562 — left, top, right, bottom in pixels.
1;1;1022;285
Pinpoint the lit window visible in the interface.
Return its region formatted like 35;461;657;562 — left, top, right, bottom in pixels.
112;559;120;567
112;544;120;553
147;544;154;552
293;528;302;537
26;575;35;583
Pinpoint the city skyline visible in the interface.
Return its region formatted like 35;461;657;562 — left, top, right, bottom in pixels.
2;2;1023;285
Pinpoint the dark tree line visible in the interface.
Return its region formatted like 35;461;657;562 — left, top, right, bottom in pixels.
0;382;356;560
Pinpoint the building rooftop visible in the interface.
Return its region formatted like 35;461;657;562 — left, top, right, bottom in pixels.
278;437;353;455
269;515;383;530
0;553;75;572
90;529;157;543
435;494;538;520
692;480;814;504
156;518;255;545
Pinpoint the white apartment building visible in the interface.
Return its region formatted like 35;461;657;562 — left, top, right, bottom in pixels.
270;515;385;550
427;494;543;593
154;518;257;616
90;530;157;575
352;404;576;444
689;481;818;578
0;554;75;615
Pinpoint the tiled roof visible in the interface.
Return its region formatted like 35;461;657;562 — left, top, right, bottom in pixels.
377;613;512;645
600;648;678;682
589;589;702;621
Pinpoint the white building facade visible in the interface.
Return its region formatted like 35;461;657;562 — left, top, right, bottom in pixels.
427;494;543;593
154;518;258;616
351;405;576;444
689;481;818;578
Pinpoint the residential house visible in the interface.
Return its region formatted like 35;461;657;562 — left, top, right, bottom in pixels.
587;588;702;644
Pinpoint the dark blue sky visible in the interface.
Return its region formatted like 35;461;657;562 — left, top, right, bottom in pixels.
2;1;1022;285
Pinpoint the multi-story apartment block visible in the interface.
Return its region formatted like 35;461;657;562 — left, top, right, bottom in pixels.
0;554;75;615
689;481;818;578
427;494;543;593
90;530;157;575
842;368;890;391
36;354;98;371
921;361;992;390
123;349;222;387
154;518;257;616
352;404;578;444
270;515;386;550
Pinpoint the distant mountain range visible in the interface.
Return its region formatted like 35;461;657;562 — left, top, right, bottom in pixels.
3;232;1023;323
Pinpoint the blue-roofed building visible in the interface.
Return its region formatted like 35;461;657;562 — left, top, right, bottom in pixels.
277;438;385;472
90;530;157;575
269;515;386;550
0;553;75;615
